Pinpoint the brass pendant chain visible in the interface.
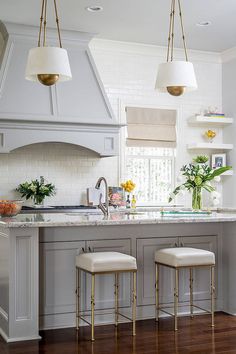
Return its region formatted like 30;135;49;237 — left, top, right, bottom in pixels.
166;0;188;62
43;0;47;46
54;0;62;48
37;0;63;49
177;0;188;61
38;0;45;47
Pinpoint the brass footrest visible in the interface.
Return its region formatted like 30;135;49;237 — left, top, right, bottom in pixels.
78;310;133;327
158;303;212;317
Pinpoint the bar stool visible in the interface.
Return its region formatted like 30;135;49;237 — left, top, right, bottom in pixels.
155;247;215;331
75;251;137;341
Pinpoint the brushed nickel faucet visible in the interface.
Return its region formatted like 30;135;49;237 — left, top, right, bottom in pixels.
95;177;110;217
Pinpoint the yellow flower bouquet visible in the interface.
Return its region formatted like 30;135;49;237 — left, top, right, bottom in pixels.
121;180;136;193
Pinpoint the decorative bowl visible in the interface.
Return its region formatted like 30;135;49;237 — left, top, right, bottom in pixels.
0;200;23;217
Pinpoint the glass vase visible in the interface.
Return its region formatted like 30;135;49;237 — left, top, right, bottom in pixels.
192;187;202;211
33;195;44;207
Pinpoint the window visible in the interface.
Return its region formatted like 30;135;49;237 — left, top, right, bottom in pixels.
124;146;175;205
123;105;177;205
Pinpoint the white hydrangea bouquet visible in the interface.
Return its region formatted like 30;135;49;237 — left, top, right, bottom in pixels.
16;176;56;206
169;162;231;210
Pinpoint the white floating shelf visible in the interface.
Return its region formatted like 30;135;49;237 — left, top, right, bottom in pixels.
188;116;233;126
221;170;234;176
187;143;234;150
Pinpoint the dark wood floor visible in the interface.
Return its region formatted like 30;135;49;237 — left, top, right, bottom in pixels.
1;312;236;354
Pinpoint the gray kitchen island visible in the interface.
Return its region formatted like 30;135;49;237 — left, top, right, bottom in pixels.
0;210;236;342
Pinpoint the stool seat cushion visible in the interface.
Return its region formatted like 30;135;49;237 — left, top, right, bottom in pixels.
155;247;215;267
76;252;137;273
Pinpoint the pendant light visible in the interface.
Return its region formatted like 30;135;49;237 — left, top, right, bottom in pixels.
25;0;72;86
155;0;197;96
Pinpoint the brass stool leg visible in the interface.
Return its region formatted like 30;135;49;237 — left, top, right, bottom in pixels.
190;267;194;318
76;267;80;330
91;274;95;341
115;273;119;327
174;268;179;331
211;266;215;327
132;271;137;336
155;263;159;322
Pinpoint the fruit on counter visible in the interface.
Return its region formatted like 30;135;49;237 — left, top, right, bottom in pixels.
0;200;23;217
121;180;136;193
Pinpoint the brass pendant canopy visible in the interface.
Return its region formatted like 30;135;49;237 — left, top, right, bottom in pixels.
155;0;197;96
25;0;72;86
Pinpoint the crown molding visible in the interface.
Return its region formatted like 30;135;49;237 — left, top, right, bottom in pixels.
221;47;236;63
0;21;95;44
90;38;222;64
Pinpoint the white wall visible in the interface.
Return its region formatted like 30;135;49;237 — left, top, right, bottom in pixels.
0;39;224;206
222;51;236;207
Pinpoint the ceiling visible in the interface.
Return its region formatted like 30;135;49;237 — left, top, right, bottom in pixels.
0;0;236;52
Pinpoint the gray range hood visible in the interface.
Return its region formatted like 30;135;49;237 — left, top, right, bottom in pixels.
0;22;121;156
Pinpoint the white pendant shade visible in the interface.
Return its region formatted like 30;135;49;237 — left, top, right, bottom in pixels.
25;46;72;82
155;61;197;93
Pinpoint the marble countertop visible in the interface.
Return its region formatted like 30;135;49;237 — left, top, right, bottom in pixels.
1;210;236;228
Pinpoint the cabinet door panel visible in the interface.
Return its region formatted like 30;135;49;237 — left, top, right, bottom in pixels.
85;239;131;310
137;237;178;306
39;241;85;315
179;235;217;302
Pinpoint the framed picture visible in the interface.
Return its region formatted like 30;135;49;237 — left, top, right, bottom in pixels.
211;153;226;169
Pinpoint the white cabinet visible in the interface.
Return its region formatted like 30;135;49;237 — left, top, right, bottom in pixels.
137;235;218;307
40;238;131;317
39;233;219;329
137;237;178;306
39;241;85;316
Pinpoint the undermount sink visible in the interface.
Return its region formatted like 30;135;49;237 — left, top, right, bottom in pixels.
124;211;145;215
66;212;102;216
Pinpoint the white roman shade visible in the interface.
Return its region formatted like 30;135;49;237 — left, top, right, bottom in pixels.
126;107;177;148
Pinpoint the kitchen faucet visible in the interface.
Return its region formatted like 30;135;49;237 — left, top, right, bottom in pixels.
95;177;110;217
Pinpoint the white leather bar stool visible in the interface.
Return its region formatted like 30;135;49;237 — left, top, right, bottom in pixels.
155;247;215;331
75;251;137;341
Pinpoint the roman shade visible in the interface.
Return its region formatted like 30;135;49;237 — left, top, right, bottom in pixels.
126;107;177;148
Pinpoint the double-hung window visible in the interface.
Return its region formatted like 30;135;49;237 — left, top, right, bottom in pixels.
124;106;176;206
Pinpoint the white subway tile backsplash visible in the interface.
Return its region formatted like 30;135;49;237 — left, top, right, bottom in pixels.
0;143;118;204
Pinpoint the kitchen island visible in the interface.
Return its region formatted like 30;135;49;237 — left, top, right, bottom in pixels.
0;210;236;342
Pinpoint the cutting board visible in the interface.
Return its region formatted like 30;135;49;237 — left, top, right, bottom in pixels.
87;187;106;206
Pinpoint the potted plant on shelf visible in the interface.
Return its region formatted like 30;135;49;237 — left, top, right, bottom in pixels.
169;163;231;210
192;155;209;166
16;176;56;206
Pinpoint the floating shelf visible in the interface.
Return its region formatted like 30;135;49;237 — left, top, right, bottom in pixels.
187;143;233;150
188;116;233;126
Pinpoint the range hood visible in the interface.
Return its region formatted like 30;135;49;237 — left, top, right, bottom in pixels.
0;22;121;156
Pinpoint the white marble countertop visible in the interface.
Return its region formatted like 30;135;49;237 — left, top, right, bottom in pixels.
1;210;236;228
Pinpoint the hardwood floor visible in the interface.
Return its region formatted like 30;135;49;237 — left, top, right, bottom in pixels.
1;313;236;354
